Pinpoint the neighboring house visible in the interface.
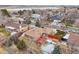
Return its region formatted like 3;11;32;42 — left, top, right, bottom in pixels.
31;14;41;20
61;32;79;44
19;25;36;32
68;32;79;47
50;15;62;26
5;26;16;32
67;32;79;53
36;33;59;44
0;19;21;34
51;14;62;20
4;20;20;29
51;22;64;28
11;17;25;24
74;19;79;27
0;18;20;29
51;20;60;25
61;33;70;42
67;27;79;33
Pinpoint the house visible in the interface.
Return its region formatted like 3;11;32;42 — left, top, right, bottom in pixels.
65;32;79;53
68;32;79;47
51;22;65;29
5;26;16;32
61;33;70;42
4;20;20;29
19;25;36;32
50;15;62;26
0;18;20;30
51;20;59;25
31;14;41;20
74;19;79;27
22;27;58;40
51;15;62;20
0;18;20;32
11;17;25;24
61;32;79;44
22;27;60;45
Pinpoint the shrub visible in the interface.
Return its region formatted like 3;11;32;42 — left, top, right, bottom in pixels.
1;9;11;17
52;46;60;54
35;21;41;27
16;40;27;50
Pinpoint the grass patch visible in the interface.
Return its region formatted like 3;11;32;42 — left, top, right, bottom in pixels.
55;30;66;39
0;27;10;37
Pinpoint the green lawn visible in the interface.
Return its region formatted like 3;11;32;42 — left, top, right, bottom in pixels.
55;30;66;39
0;27;10;37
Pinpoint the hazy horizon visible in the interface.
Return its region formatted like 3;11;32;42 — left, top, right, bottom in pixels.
0;5;79;9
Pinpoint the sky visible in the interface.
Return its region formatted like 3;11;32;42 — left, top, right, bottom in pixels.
0;0;79;5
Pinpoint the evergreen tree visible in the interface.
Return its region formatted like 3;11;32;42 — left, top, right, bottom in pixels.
32;9;35;14
35;21;41;27
52;46;61;54
16;40;27;50
1;9;11;17
26;20;31;25
18;10;24;15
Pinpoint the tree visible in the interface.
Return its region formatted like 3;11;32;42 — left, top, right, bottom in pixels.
55;30;66;39
16;40;27;50
35;20;41;27
1;9;11;17
32;9;35;14
65;20;74;27
0;24;5;28
52;46;61;54
26;19;31;25
25;19;31;30
18;10;24;15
